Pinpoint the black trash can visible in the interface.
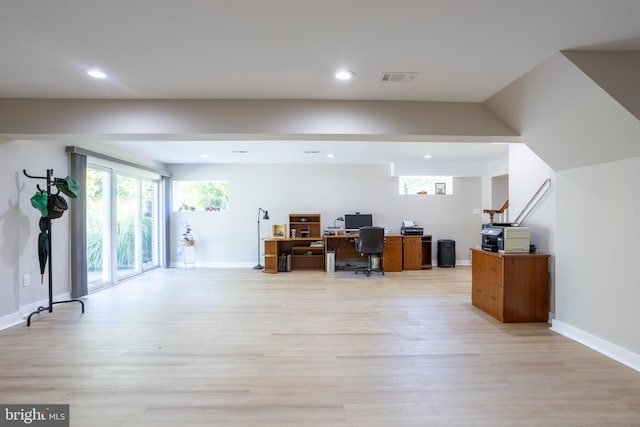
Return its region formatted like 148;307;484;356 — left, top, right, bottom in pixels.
437;239;455;267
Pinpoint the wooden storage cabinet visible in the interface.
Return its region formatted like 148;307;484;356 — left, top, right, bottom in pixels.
471;248;549;323
402;236;422;270
264;240;279;273
402;234;433;270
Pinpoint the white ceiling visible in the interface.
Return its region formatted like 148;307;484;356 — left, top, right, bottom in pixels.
2;0;640;164
105;140;510;165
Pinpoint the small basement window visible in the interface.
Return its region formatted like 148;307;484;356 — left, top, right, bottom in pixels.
172;180;229;212
399;176;453;195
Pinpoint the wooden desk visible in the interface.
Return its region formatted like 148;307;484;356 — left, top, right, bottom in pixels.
324;234;431;272
264;234;431;274
470;248;549;322
324;234;403;272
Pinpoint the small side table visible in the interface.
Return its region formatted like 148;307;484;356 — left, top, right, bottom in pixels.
180;241;197;268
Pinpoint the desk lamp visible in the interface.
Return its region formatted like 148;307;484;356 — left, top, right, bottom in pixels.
334;216;344;228
253;207;270;270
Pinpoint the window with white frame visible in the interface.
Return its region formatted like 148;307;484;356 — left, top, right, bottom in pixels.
399;176;453;195
172;180;229;212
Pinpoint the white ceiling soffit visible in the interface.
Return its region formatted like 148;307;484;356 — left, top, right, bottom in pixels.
100;140;510;165
486;52;640;171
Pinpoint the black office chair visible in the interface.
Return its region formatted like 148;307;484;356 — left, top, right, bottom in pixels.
354;226;385;276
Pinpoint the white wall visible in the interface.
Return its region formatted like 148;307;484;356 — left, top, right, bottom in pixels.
0;141;20;322
168;163;484;267
508;145;556;314
563;51;640;122
0;139;73;325
491;175;508;211
485;52;640;172
487;51;640;370
555;157;640;357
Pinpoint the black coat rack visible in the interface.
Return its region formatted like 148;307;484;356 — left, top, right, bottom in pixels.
23;169;85;326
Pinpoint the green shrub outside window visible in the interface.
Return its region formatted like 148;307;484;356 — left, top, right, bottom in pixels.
172;180;229;212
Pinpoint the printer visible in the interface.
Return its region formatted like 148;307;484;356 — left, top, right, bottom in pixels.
401;220;424;235
481;223;530;253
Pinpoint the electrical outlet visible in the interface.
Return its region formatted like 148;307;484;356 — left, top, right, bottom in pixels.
23;274;31;287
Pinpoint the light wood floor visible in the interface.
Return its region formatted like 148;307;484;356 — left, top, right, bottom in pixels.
2;267;640;426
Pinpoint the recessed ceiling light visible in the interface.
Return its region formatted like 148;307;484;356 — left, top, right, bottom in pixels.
335;70;355;80
86;69;107;79
327;153;336;158
232;150;248;154
424;155;432;159
200;153;209;158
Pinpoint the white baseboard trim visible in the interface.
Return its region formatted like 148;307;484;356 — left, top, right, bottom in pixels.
432;260;471;267
169;261;254;268
169;261;473;269
0;292;75;331
551;319;640;372
0;312;25;331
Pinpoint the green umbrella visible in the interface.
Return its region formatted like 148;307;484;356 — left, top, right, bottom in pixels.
38;217;49;284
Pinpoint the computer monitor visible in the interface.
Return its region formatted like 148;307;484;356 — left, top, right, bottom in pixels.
344;213;373;231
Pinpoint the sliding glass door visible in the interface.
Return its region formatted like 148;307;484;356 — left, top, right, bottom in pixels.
86;166;111;291
116;175;139;279
87;164;160;292
141;178;159;270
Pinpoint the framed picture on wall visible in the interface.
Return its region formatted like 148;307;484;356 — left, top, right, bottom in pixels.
271;224;287;238
435;183;446;195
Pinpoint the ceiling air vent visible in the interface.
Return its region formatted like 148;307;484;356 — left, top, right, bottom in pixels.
381;72;418;82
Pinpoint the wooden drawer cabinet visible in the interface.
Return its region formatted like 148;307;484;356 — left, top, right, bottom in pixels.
382;236;402;272
472;278;504;321
472;250;503;284
471;248;549;323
